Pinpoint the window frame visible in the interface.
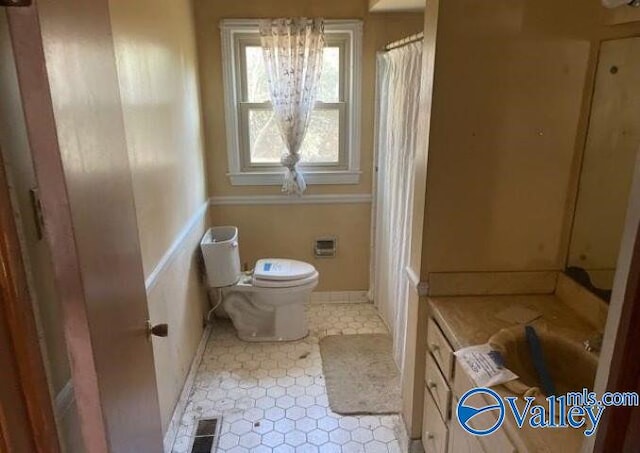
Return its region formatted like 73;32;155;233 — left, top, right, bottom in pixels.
220;19;363;186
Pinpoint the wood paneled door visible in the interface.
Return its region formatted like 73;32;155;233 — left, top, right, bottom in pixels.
3;1;164;451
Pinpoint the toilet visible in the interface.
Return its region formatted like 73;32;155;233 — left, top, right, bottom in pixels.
200;227;319;342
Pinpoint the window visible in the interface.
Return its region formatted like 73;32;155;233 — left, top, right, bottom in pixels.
220;20;363;185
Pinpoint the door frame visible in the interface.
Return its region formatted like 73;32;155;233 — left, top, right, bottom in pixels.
0;148;59;452
591;150;640;451
593;233;640;451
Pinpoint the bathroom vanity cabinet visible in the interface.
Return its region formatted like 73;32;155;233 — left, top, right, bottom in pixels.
422;316;516;453
423;292;601;453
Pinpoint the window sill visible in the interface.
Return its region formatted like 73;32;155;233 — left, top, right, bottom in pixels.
227;170;361;186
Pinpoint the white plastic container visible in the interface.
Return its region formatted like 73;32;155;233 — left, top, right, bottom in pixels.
200;226;241;287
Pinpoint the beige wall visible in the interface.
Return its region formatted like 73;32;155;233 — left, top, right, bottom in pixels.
146;219;208;431
213;204;371;291
193;0;423;290
108;0;209;433
109;0;207;277
419;0;602;275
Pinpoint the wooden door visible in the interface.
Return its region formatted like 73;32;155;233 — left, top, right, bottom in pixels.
5;2;163;452
0;151;60;453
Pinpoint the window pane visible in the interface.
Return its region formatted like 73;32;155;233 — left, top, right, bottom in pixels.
248;109;340;164
318;47;340;102
245;46;270;102
300;109;340;163
245;46;340;103
248;109;282;163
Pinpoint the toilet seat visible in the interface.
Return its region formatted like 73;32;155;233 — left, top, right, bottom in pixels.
254;258;316;281
253;270;319;288
252;258;318;288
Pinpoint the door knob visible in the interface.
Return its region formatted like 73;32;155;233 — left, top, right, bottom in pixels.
147;321;169;338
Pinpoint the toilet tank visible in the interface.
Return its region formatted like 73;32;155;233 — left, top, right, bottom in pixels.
200;226;241;287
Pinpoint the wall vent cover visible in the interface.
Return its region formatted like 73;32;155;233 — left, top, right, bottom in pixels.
314;236;337;258
190;416;221;453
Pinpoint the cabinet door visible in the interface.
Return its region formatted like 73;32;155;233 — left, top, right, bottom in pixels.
449;416;485;453
427;318;455;380
425;352;451;420
422;387;448;453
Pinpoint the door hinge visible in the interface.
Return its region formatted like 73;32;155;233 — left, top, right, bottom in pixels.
29;187;44;240
1;0;31;6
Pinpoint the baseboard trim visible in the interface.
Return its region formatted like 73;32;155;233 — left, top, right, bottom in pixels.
164;324;212;453
54;379;74;418
310;290;370;303
209;194;372;206
145;201;209;292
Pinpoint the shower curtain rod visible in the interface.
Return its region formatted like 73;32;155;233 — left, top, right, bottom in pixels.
384;32;424;51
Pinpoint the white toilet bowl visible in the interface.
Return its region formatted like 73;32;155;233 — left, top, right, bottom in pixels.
220;258;319;342
200;227;319;342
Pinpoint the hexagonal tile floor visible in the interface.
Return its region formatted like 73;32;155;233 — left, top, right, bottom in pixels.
170;303;408;453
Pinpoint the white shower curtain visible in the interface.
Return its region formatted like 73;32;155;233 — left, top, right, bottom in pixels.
372;41;423;370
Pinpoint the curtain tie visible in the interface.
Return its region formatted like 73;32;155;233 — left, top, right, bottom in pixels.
281;153;301;170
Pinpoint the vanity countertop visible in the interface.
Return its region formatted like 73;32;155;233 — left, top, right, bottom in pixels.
428;294;599;350
428;294;601;453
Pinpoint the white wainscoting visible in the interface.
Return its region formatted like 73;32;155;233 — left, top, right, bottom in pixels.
209;193;372;206
145;201;209;291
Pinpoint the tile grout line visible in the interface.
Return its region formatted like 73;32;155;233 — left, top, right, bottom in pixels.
170;303;406;453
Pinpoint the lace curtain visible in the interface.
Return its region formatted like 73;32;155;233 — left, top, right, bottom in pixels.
259;18;325;195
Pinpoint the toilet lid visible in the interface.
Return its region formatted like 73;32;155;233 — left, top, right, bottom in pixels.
253;270;319;288
254;258;316;281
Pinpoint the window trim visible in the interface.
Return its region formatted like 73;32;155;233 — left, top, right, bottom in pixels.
220;19;363;186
